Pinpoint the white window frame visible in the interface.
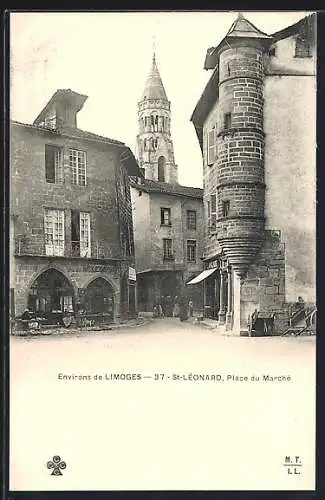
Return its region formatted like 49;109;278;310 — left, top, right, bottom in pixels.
187;239;197;262
80;212;91;258
187;210;197;230
163;238;173;260
161;207;171;226
69;149;87;186
44;209;65;256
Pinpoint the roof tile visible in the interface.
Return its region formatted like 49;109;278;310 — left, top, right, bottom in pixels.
130;178;203;199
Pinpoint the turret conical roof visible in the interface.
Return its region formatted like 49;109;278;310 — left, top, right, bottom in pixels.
204;13;272;70
141;54;168;101
226;12;272;40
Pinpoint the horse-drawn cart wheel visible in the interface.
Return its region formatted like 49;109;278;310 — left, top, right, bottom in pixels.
62;315;73;328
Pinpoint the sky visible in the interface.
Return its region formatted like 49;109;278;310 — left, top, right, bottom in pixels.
10;11;310;187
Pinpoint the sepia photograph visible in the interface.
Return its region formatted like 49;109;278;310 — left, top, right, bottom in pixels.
9;10;316;492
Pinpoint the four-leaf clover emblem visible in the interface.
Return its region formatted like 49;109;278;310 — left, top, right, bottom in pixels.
47;455;66;475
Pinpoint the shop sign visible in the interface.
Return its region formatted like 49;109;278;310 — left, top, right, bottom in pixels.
207;259;220;270
128;267;137;281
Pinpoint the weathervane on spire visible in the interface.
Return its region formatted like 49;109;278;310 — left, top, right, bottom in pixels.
153;33;156;62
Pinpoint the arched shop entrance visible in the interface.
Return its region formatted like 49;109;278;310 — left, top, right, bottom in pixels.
27;268;75;324
84;277;114;322
160;272;182;317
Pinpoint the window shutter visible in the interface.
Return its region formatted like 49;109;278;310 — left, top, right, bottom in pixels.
295;35;311;58
207;127;216;165
80;212;91;258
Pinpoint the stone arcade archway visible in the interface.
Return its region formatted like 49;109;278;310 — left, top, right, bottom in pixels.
27;268;75;315
84;277;115;321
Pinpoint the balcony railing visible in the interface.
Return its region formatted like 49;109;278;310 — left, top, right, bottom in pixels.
14;237;115;260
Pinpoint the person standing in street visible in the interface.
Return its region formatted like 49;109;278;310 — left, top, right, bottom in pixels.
173;296;180;317
179;295;188;322
188;298;194;317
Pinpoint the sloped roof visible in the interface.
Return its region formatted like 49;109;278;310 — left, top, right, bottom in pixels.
190;65;219;148
130;178;203;199
12;120;124;146
141;55;168;101
225;12;271;40
193;13;313;147
204;13;272;70
59;126;124;145
271;12;316;42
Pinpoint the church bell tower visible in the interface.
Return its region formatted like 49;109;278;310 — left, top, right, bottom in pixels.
136;53;178;184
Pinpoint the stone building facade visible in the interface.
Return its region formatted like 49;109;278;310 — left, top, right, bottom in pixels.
130;55;204;313
190;13;316;333
10;89;141;325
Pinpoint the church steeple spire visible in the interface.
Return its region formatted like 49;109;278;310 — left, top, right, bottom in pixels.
141;54;168;101
136;53;178;184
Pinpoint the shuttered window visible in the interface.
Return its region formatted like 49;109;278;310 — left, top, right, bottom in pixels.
207;127;216;166
295;35;312;58
45;145;63;184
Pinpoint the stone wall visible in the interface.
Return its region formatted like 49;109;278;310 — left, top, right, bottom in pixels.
10;122;136;320
11;123;129;260
240;230;286;331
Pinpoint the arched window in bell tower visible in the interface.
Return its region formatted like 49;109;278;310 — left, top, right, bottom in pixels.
154;115;159;132
158;156;166;182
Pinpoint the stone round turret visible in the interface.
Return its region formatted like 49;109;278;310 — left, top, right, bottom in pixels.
215;20;272;277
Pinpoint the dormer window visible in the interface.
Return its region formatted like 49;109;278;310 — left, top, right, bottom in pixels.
295;35;312;58
42;114;57;130
33;90;88;130
268;46;276;57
